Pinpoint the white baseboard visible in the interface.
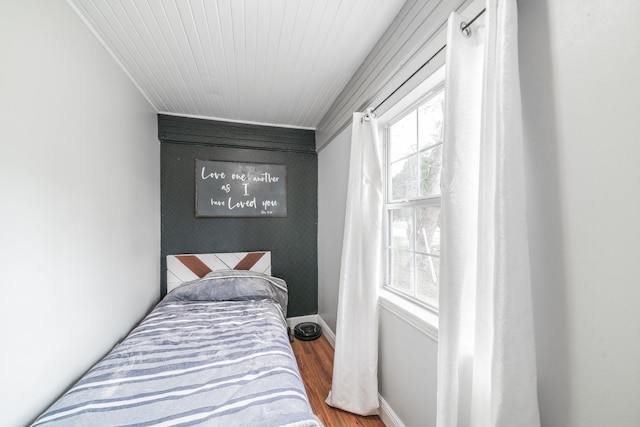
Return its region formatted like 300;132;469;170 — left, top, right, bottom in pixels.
316;315;335;348
379;395;406;427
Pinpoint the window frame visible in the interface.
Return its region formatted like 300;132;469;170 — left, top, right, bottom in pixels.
379;66;446;333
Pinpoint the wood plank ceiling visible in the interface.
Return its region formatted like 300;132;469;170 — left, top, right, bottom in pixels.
67;0;406;129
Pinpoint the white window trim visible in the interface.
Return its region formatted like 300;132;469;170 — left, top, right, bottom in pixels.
378;65;446;339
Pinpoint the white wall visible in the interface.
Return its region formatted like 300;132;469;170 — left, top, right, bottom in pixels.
0;1;160;425
520;1;640;426
379;308;438;427
317;125;351;333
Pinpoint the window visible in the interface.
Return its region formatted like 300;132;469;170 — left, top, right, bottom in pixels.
384;75;445;313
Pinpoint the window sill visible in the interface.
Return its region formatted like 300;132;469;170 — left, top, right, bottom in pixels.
378;289;439;342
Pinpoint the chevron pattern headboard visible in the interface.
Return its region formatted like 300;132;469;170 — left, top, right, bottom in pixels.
166;251;271;293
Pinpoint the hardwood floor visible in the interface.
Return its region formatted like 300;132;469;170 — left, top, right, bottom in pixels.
291;334;385;427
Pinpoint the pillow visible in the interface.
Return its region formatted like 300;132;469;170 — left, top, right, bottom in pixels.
164;269;288;317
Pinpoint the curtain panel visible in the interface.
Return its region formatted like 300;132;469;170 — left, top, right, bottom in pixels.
326;111;383;416
437;1;541;426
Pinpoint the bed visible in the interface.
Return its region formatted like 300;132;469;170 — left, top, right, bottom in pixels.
33;252;322;427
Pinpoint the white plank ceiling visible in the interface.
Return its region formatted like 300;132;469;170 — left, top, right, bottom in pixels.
67;0;406;129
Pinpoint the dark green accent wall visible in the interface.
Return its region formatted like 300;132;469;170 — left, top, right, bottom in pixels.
159;114;318;317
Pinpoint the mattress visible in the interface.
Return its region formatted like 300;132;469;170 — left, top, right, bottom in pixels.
32;270;322;427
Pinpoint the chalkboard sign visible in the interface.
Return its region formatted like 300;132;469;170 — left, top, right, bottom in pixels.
195;160;287;217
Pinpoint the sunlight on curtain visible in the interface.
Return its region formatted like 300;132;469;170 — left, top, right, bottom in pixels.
437;1;540;426
326;110;383;416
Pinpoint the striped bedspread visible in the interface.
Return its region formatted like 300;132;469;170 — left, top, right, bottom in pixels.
33;273;322;427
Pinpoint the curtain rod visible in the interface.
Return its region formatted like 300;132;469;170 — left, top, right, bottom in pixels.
371;8;486;114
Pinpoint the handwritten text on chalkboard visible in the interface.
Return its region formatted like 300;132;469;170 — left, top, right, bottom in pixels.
195;160;287;217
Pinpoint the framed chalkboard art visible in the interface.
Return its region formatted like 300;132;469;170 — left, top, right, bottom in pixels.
195;159;287;217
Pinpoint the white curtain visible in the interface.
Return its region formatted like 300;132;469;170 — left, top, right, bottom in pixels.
437;1;540;426
326;110;383;416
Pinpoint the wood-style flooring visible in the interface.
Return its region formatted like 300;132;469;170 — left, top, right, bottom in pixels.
291;334;385;427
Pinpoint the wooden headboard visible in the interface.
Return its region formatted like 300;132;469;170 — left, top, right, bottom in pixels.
166;251;271;293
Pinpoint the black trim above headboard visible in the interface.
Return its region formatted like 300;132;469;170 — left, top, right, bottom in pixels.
158;114;316;154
